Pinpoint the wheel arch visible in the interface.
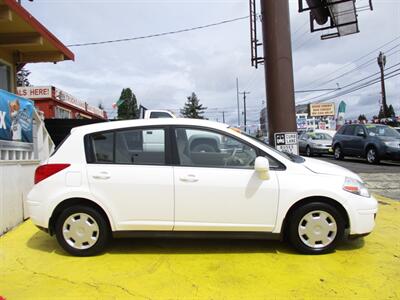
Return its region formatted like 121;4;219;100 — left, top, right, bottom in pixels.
280;196;350;239
48;197;113;236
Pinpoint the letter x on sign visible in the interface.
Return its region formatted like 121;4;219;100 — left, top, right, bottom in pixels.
0;111;6;130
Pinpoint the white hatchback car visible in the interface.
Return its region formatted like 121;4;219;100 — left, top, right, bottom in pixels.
27;119;377;256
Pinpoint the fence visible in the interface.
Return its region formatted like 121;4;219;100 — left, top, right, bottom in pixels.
0;111;54;235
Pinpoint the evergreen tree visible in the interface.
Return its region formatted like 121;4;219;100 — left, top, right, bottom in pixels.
388;104;396;118
16;68;31;87
117;88;139;120
358;114;367;122
180;92;207;119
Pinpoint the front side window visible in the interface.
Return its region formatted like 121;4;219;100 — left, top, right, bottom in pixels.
88;128;165;165
174;127;257;169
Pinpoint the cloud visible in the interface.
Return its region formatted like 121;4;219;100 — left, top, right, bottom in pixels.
21;0;400;128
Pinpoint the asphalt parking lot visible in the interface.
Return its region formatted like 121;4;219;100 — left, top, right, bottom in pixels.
1;195;399;299
316;155;400;174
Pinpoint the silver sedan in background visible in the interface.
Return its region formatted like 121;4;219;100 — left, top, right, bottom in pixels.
299;132;333;157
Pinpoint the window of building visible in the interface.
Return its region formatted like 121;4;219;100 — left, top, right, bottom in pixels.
0;61;11;92
55;106;71;119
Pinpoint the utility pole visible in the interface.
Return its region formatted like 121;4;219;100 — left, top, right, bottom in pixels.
377;51;387;117
222;111;225;123
260;0;297;146
236;77;240;127
239;91;250;132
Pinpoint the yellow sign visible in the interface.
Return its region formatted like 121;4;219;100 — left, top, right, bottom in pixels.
309;103;335;117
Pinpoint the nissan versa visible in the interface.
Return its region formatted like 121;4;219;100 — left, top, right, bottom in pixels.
27;119;377;256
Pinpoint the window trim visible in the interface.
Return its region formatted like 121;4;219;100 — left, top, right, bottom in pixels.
169;125;286;171
84;125;172;166
0;59;13;92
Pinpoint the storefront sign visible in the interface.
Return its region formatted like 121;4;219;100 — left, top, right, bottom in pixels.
274;132;299;155
0;89;34;143
55;88;86;110
309;103;335;117
17;86;52;99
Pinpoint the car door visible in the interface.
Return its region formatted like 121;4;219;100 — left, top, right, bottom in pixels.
172;127;280;232
86;127;174;231
342;125;356;155
352;125;367;156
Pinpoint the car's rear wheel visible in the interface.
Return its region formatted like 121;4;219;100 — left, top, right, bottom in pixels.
55;205;110;256
366;147;380;164
287;202;345;254
334;145;344;160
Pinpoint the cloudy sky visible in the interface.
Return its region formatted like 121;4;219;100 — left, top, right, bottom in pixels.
23;0;400;127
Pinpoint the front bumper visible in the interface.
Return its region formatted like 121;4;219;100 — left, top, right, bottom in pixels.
383;147;400;161
312;146;331;154
347;194;378;235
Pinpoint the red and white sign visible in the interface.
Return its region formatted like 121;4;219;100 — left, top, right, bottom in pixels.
17;86;52;99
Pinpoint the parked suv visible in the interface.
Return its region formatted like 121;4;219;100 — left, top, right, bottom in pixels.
332;124;400;164
28;119;377;256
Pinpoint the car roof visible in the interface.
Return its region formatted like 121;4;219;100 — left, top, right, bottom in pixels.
70;118;230;135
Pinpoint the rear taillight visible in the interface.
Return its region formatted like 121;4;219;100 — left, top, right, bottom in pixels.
34;164;70;184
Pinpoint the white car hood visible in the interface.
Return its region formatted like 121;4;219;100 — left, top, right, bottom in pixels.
302;158;362;182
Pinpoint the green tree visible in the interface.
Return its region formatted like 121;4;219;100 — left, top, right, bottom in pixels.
388;104;396;118
180;92;207;119
117;88;139;120
16;68;31;87
358;114;367;122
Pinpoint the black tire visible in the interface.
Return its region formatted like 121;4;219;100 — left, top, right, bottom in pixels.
333;145;344;160
287;202;345;254
55;205;110;256
306;146;313;157
366;146;380;164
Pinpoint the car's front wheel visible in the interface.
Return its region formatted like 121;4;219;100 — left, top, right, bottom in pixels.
334;145;344;160
366;147;380;164
306;146;313;157
287;202;345;254
55;205;110;256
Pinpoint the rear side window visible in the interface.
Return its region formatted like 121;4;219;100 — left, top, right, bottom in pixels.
91;132;114;163
115;129;165;164
87;128;166;165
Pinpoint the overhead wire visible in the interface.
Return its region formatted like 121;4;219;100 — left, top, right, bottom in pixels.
67;15;249;47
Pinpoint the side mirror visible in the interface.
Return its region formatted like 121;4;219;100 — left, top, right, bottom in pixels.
254;156;270;180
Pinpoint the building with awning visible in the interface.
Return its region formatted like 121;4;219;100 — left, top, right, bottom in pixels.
0;0;74;92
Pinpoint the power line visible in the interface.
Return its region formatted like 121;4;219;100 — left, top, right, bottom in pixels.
67;15;249;47
302;35;400;88
298;68;400;105
297;62;400;104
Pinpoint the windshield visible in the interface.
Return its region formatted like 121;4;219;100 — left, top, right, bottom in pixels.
365;125;400;138
239;131;305;163
310;133;332;140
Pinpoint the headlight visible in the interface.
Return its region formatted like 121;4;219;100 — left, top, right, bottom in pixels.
384;141;400;148
343;177;370;198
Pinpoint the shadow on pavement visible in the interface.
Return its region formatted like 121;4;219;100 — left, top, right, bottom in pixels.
26;230;366;256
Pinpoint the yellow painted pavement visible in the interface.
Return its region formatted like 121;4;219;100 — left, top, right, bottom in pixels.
1;195;399;300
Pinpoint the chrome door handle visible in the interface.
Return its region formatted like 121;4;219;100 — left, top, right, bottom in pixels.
179;175;199;183
92;172;110;180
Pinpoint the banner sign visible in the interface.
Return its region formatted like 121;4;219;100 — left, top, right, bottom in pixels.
17;86;52;99
309;103;335;117
0;89;34;143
